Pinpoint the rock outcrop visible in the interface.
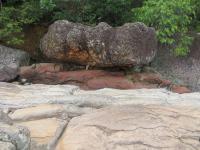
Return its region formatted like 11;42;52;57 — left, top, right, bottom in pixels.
40;20;157;67
0;83;200;150
0;45;30;82
19;63;191;93
190;33;200;59
152;33;200;92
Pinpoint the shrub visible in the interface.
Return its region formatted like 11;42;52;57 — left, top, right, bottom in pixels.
133;0;195;56
0;0;55;45
192;0;200;32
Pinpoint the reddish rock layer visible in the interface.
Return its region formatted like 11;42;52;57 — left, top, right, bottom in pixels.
19;63;191;94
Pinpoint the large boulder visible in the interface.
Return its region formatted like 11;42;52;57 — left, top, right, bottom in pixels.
40;20;157;67
0;45;30;82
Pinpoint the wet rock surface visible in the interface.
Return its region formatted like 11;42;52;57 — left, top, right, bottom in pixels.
40;20;157;67
0;45;30;82
0;83;200;150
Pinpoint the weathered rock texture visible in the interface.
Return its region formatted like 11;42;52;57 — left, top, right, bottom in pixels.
40;20;157;67
0;45;30;82
190;33;200;59
152;33;200;92
0;122;30;150
0;83;200;150
57;105;200;150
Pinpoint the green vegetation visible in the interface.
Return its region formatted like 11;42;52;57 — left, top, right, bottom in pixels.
0;0;55;44
133;0;196;56
53;0;132;26
0;0;200;56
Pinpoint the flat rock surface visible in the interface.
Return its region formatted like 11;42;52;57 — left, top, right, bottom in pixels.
0;82;200;150
0;82;199;109
56;105;200;150
16;118;61;145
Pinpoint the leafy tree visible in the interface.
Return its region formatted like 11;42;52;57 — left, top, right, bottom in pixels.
133;0;196;56
0;0;55;45
192;0;200;31
40;0;55;11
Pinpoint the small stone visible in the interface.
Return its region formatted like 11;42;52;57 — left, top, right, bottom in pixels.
21;78;27;84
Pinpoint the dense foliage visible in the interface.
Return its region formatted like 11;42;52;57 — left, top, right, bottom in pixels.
134;0;195;56
0;0;54;44
0;0;200;56
53;0;133;26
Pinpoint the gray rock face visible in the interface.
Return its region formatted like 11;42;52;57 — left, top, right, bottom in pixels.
0;123;30;150
190;33;200;59
0;110;13;125
0;45;30;82
0;141;16;150
41;20;157;67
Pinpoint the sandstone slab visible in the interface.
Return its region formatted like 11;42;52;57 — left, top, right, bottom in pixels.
0;83;200;150
9;104;65;121
19;64;123;85
56;105;200;150
0;83;199;110
16;118;61;146
19;63;191;93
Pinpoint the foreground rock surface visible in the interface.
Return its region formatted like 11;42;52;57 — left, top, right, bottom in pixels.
57;105;200;150
0;83;200;150
40;20;157;67
0;45;30;82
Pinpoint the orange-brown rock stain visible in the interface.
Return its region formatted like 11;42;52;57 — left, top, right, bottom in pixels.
56;48;95;66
